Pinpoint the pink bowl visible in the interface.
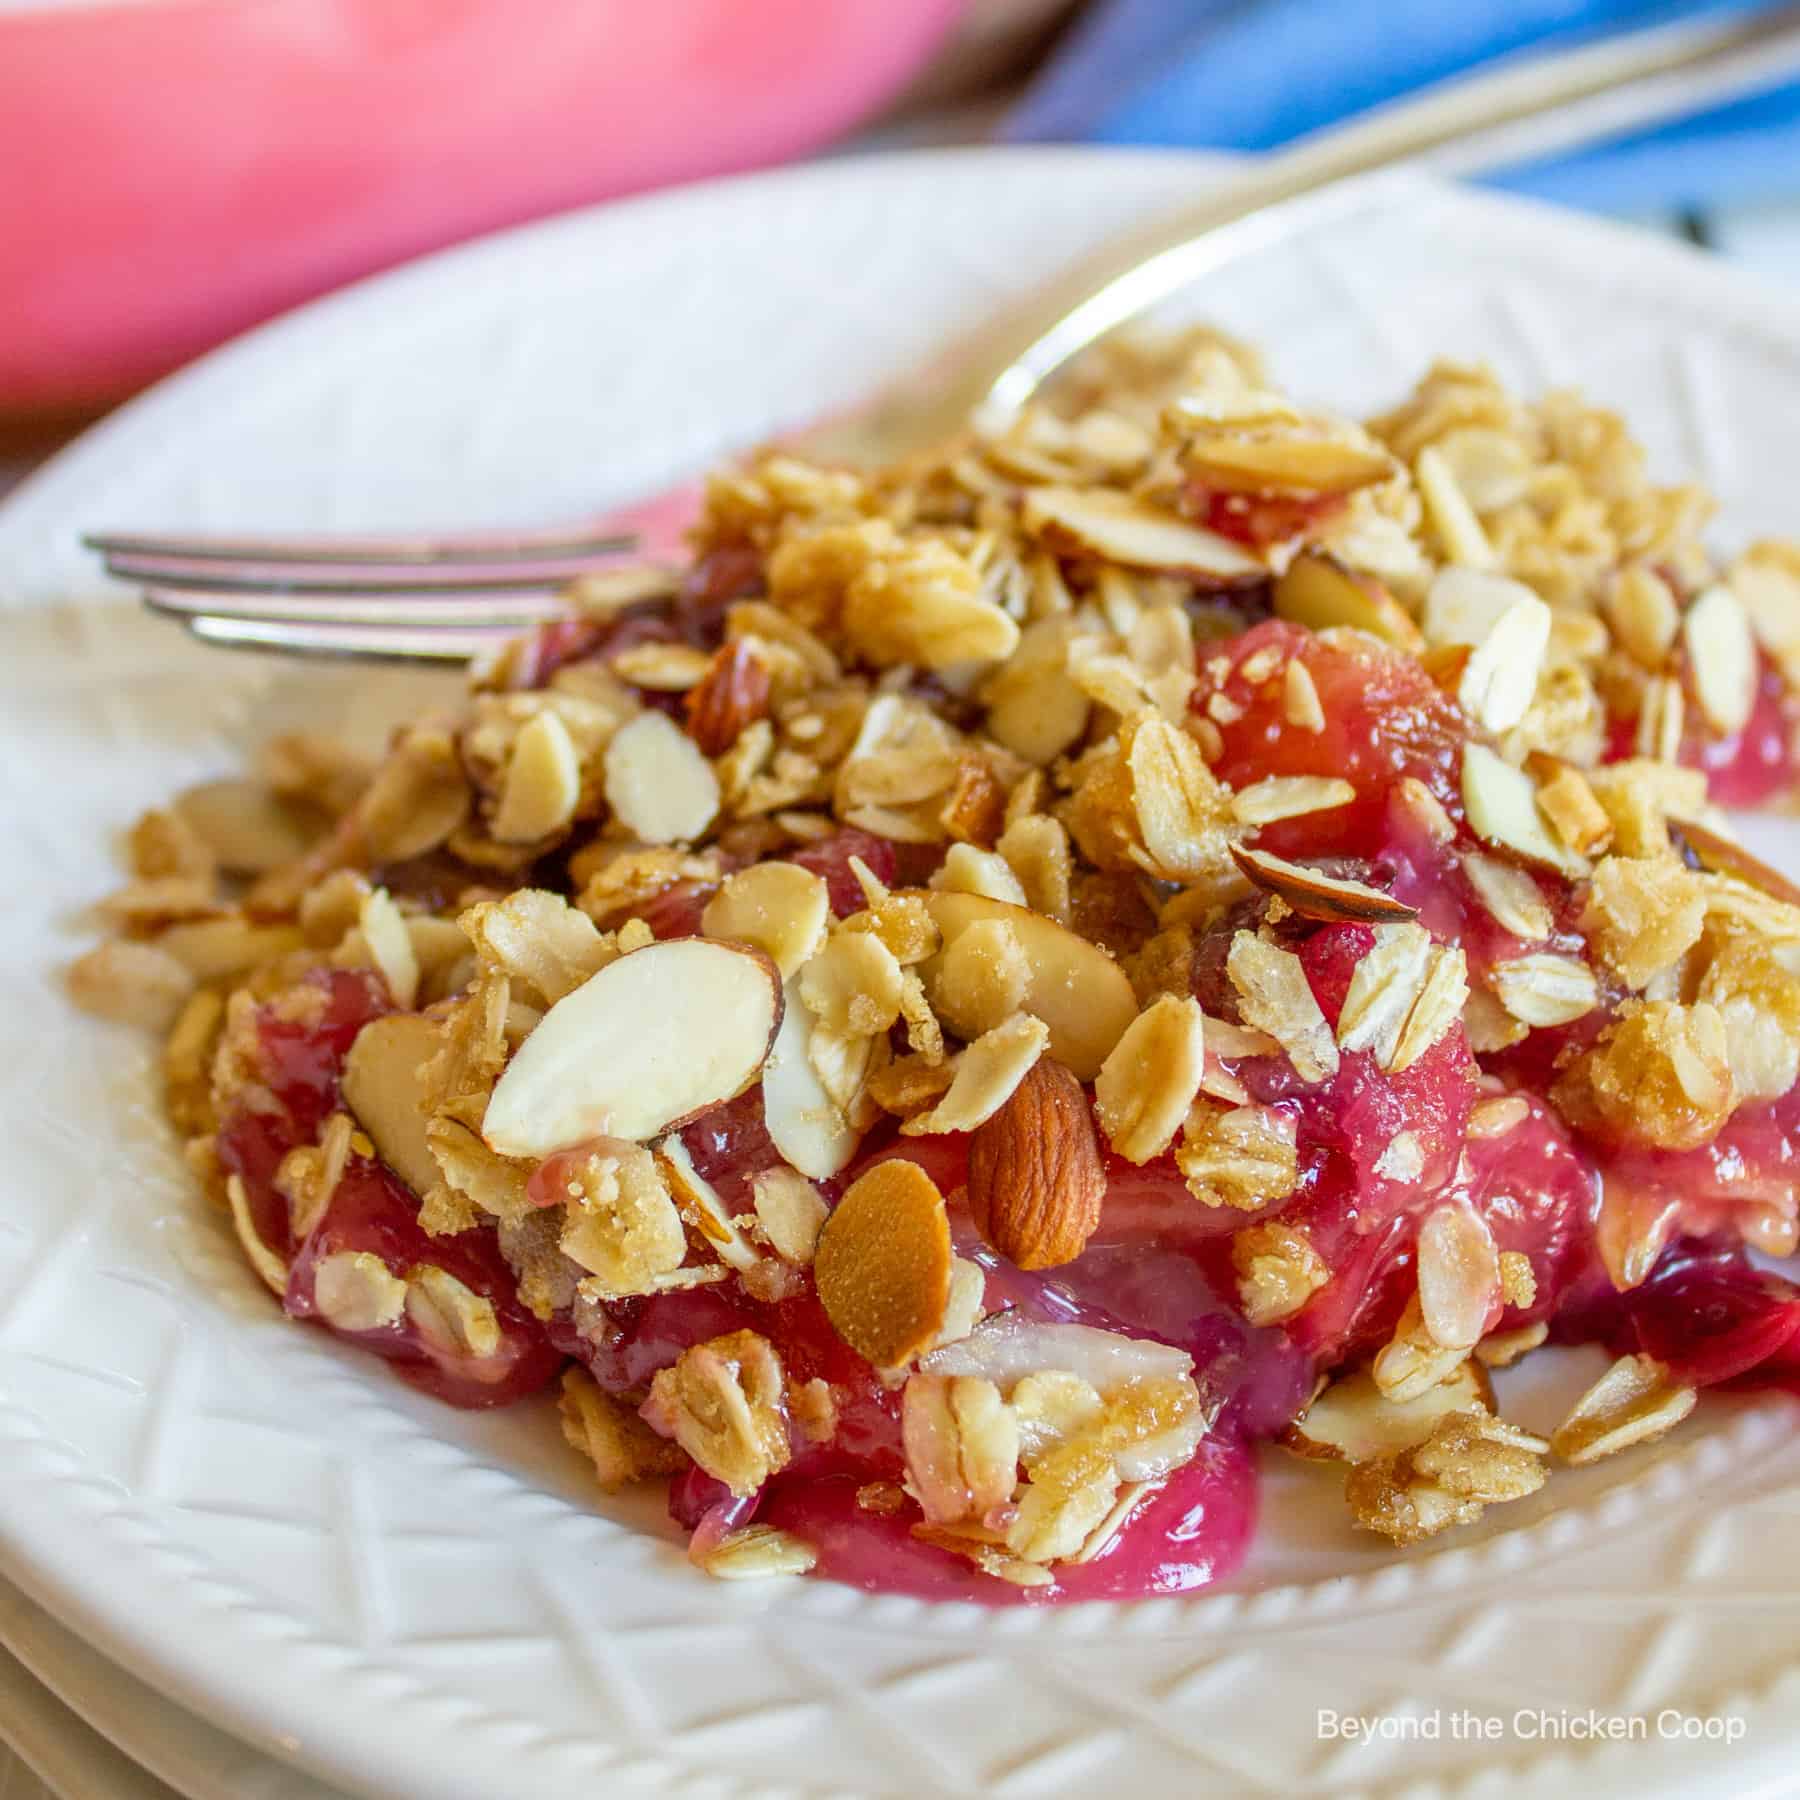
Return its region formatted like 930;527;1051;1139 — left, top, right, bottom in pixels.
0;0;967;414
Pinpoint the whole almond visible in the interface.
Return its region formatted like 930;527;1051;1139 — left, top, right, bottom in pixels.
685;640;771;756
966;1055;1105;1270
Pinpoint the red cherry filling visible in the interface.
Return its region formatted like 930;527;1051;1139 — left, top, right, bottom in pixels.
1183;483;1346;553
215;969;560;1409
1194;620;1469;859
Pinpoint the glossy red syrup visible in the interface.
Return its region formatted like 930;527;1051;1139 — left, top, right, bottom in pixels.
214;969;561;1409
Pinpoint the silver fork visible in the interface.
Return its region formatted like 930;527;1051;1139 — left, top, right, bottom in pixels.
94;3;1800;665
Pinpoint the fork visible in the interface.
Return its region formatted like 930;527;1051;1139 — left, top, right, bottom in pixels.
94;3;1800;665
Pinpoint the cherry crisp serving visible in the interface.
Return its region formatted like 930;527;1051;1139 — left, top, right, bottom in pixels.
73;332;1800;1599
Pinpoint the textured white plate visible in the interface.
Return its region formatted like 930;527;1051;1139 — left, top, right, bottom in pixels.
3;149;1800;1800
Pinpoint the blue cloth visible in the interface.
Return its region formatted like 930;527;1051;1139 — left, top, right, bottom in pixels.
1005;0;1800;213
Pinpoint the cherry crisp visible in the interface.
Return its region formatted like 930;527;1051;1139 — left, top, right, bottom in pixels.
73;331;1800;1599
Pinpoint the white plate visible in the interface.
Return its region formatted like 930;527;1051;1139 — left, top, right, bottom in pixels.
0;1572;341;1800
4;148;1800;1800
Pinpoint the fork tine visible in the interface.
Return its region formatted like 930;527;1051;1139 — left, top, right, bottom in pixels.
100;551;641;592
140;581;579;629
84;524;638;568
178;612;524;663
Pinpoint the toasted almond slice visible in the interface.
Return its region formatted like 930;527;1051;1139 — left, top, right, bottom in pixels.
610;640;713;691
1461;744;1589;878
1416;445;1494;568
1229;775;1355;828
701;860;831;980
814;1159;953;1368
1020;486;1264;579
66;940;196;1032
1670;816;1800;908
1460;851;1553;940
1283;1362;1493;1463
358;887;419;1009
658;1134;760;1272
1457;593;1551;734
1683;584;1758;736
491;708;582;843
174;777;321;875
1229;844;1419;923
341;1013;444;1198
1421;566;1539;648
751;1166;829;1263
915;890;1137;1081
1183;434;1392;497
482;938;781;1155
1416;1204;1500;1352
602;710;720;845
1273;554;1423;651
762;974;858;1179
1550;1353;1697;1465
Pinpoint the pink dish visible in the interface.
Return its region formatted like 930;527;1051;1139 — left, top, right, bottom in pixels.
0;0;965;413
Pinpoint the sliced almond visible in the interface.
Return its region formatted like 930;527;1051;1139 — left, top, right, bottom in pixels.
651;1134;759;1275
174;777;321;875
1460;851;1552;940
814;1159;953;1368
751;1166;828;1264
966;1055;1106;1270
341;1013;444;1198
1229;775;1355;828
762;974;858;1179
1183;433;1392;497
1020;486;1263;580
1457;593;1551;734
1670;816;1800;908
602;711;720;845
1421;566;1539;649
930;842;1028;907
491;708;582;844
1682;583;1758;736
1273;553;1423;651
798;930;905;1037
1229;844;1418;923
1283;1362;1493;1464
66;940;196;1032
1415;1204;1500;1353
915;890;1137;1081
482;938;781;1155
1550;1353;1697;1466
701;860;831;980
1461;743;1589;878
1094;995;1205;1165
357;887;419;1009
1415;445;1493;568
